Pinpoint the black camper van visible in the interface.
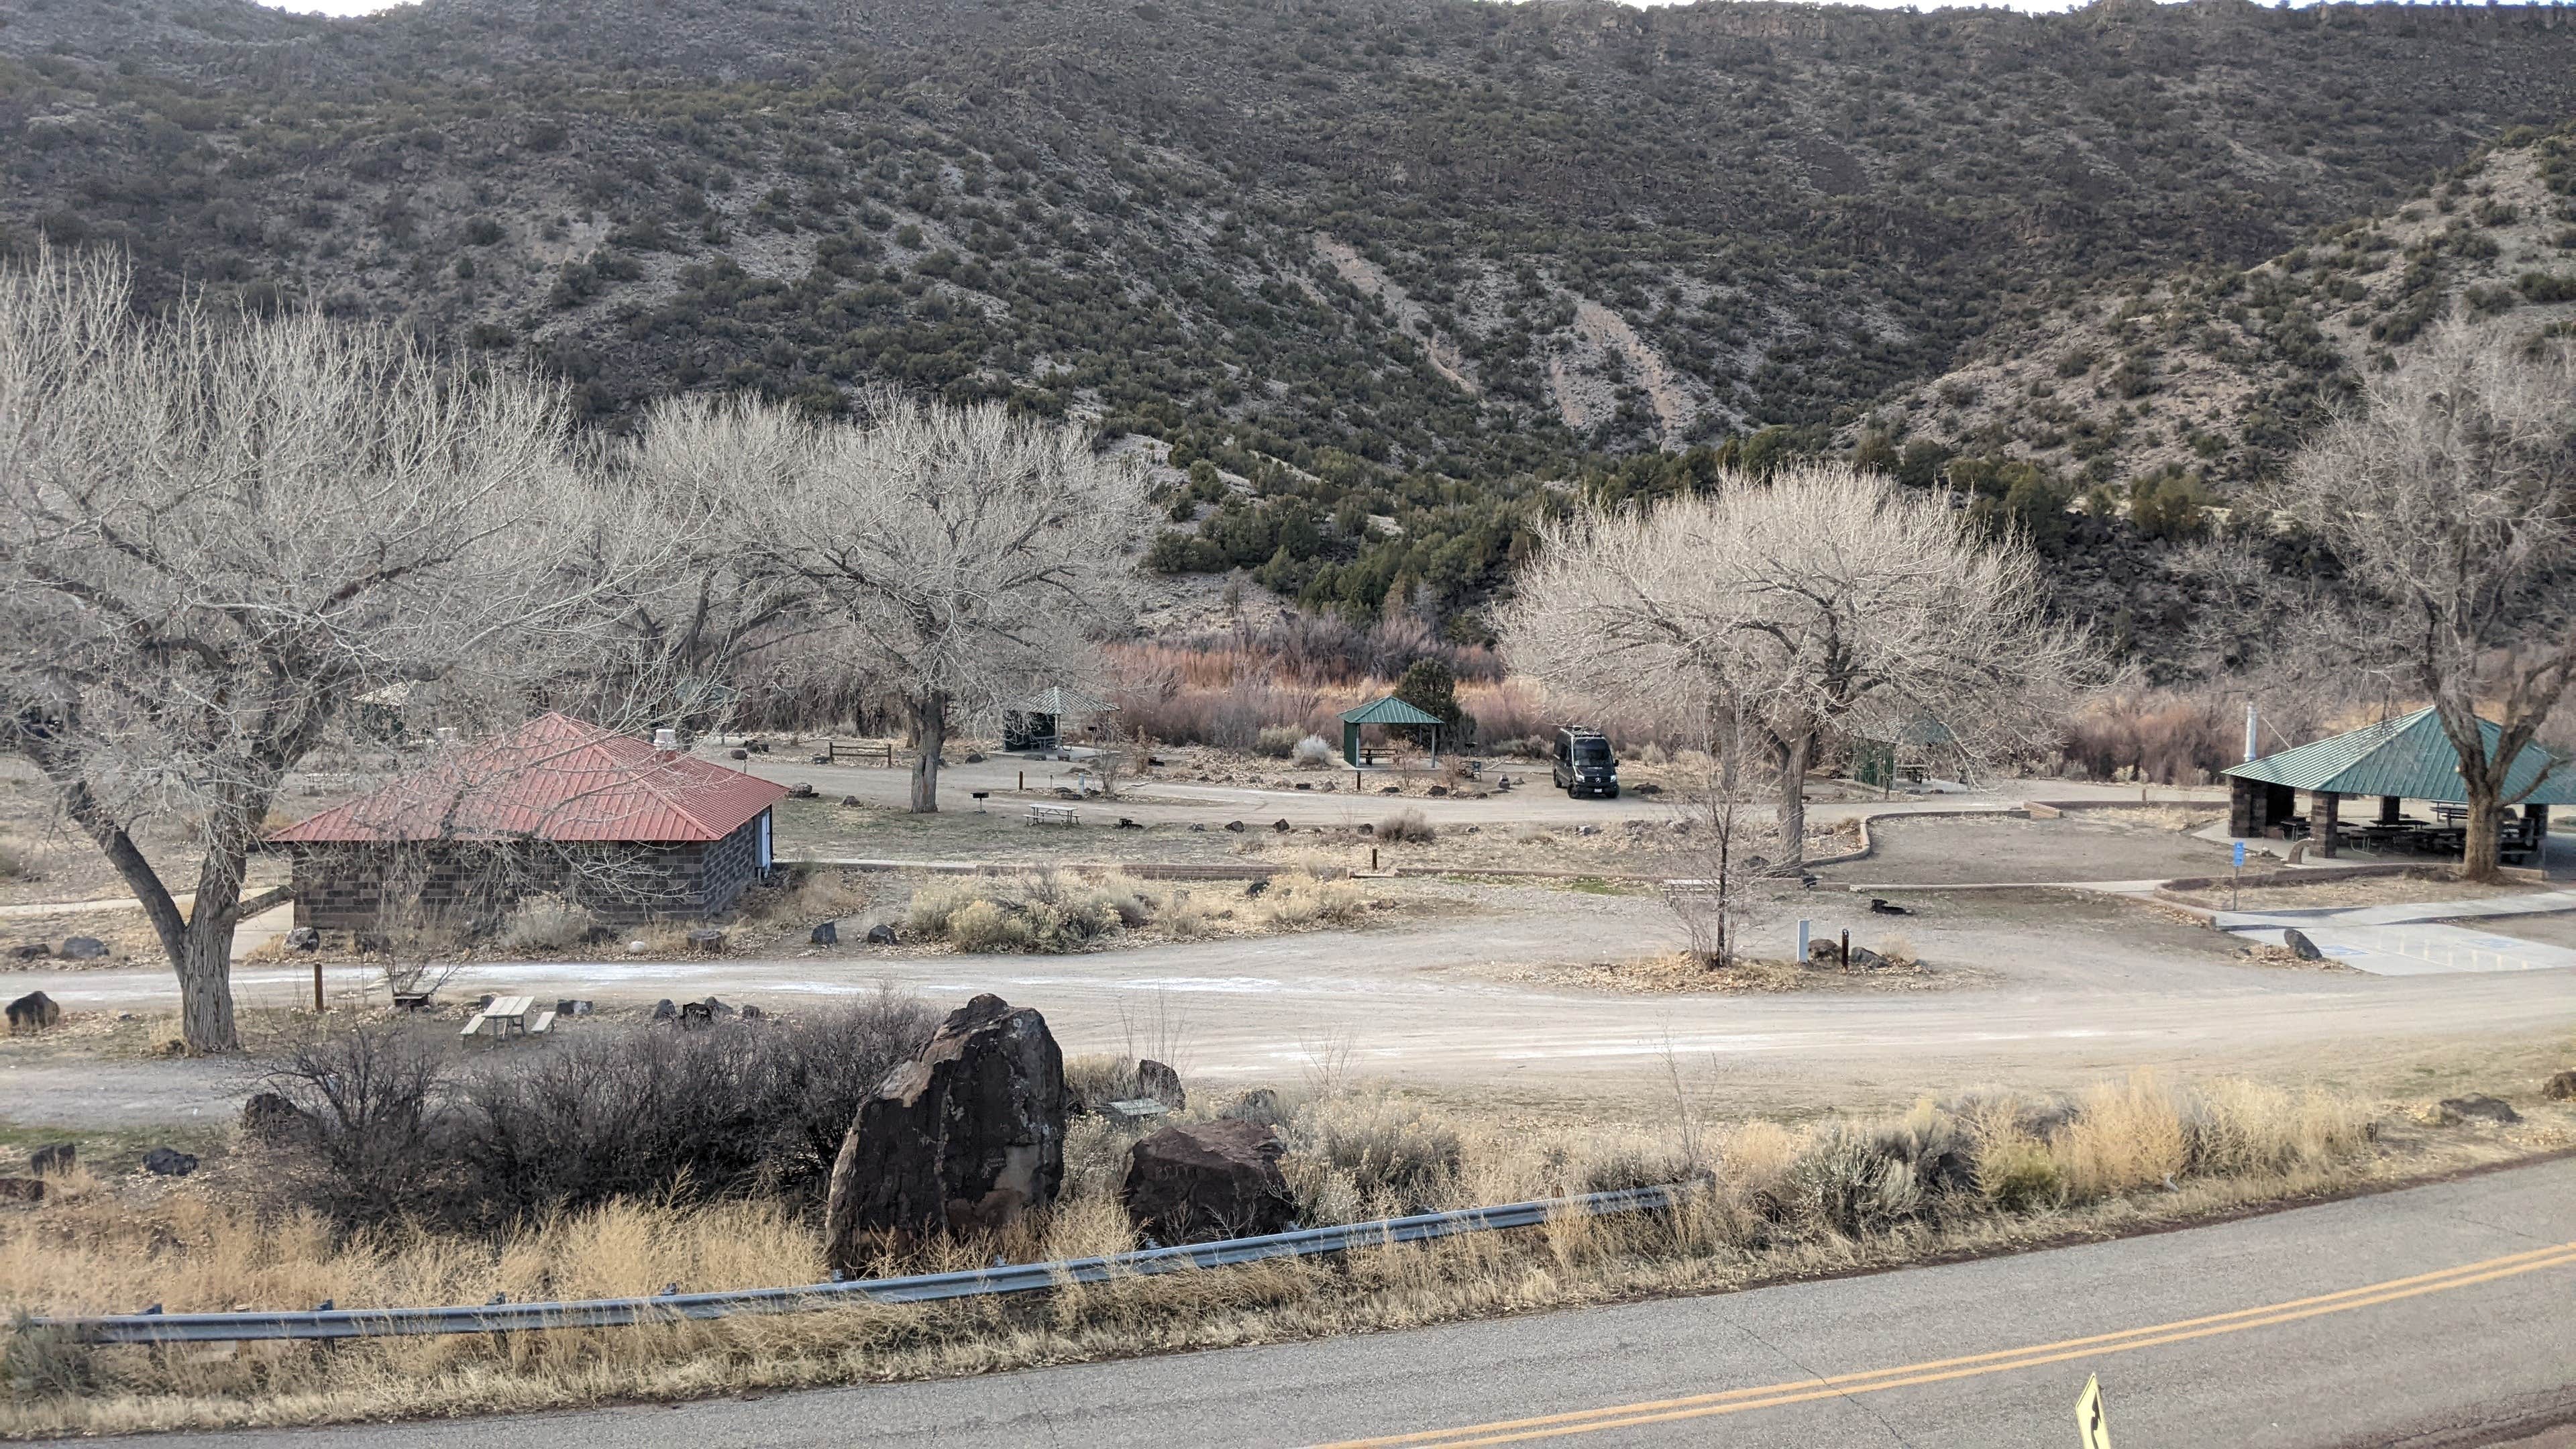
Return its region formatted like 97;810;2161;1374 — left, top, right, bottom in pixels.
1552;726;1618;798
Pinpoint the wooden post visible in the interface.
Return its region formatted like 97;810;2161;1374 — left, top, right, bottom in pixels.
2318;792;2340;858
313;956;323;1013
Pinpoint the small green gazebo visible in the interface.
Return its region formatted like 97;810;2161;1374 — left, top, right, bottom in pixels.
1339;696;1444;767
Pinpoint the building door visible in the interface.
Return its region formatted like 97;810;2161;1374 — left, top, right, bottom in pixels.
757;810;773;872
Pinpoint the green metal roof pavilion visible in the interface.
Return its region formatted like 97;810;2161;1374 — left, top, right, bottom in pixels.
2222;707;2576;806
1338;696;1444;767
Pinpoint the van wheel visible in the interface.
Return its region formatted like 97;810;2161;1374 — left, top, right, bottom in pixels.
1605;786;1619;800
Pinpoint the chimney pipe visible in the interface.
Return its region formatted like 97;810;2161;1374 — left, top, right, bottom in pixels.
653;727;680;753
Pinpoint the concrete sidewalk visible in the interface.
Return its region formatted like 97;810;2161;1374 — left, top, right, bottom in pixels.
2216;890;2576;976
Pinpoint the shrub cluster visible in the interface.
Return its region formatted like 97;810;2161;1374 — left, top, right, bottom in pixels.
1739;1074;2370;1240
262;994;938;1230
1376;808;1437;845
906;871;1152;953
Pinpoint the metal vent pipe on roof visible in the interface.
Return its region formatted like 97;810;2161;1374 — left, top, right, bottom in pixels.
653;727;680;752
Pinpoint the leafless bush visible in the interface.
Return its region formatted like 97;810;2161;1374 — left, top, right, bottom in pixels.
1290;733;1338;767
262;1024;462;1226
1377;808;1436;845
261;994;938;1230
1253;724;1304;758
2061;688;2234;783
496;894;594;954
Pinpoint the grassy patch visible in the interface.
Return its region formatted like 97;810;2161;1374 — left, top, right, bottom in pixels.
5;1063;2566;1436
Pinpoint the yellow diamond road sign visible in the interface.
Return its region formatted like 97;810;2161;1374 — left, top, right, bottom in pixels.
2076;1373;2112;1449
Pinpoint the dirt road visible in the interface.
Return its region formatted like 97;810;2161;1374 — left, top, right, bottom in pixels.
12;885;2575;1128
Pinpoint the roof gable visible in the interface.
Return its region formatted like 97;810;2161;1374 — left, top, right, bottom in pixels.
271;713;791;845
1340;696;1444;727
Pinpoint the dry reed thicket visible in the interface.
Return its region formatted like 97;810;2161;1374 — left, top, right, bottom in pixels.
5;1055;2538;1438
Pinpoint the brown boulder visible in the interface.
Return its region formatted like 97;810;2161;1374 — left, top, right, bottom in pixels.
2546;1071;2576;1102
1136;1058;1186;1112
6;990;60;1034
823;994;1065;1271
241;1092;311;1143
1120;1118;1297;1245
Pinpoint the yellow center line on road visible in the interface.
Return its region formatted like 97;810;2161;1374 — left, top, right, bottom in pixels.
1313;1238;2576;1448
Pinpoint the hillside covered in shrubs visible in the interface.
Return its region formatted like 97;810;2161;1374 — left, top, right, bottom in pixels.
6;0;2576;654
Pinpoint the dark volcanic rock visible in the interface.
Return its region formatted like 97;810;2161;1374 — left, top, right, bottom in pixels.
2438;1094;2522;1125
823;994;1066;1271
1120;1119;1297;1244
142;1146;199;1177
5;990;61;1034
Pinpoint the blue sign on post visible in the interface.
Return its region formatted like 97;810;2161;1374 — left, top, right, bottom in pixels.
2234;841;2247;869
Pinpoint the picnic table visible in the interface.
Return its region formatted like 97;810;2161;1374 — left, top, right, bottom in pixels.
1028;803;1078;827
462;995;555;1040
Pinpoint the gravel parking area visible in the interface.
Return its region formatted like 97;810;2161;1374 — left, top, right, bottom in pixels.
1819;812;2241;885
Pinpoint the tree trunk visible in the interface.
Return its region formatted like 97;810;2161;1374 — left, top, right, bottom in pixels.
1773;727;1812;872
175;846;250;1052
910;690;948;814
2460;780;2503;882
50;773;244;1052
175;918;241;1053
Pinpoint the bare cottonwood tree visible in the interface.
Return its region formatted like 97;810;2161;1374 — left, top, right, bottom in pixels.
575;396;823;733
1499;462;2092;869
752;391;1148;812
2271;320;2576;878
0;250;648;1051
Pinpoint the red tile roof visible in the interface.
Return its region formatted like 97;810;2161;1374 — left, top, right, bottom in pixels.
271;713;790;845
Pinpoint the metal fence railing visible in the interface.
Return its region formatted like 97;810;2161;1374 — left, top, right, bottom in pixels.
25;1181;1695;1346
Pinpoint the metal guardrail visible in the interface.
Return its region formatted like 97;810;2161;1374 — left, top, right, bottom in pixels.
26;1181;1694;1346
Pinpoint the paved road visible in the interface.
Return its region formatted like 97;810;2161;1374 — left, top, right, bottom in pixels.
81;1156;2576;1448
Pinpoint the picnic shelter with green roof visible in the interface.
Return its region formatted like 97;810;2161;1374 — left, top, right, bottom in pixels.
2222;707;2572;863
1339;696;1445;767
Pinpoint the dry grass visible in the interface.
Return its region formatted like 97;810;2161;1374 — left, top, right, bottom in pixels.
900;870;1376;953
2089;805;2226;833
0;1069;2561;1437
1375;808;1437;845
2162;870;2526;912
1480;948;1967;996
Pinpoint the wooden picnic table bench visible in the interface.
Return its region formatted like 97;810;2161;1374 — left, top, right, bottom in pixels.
1028;803;1079;827
462;995;553;1040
